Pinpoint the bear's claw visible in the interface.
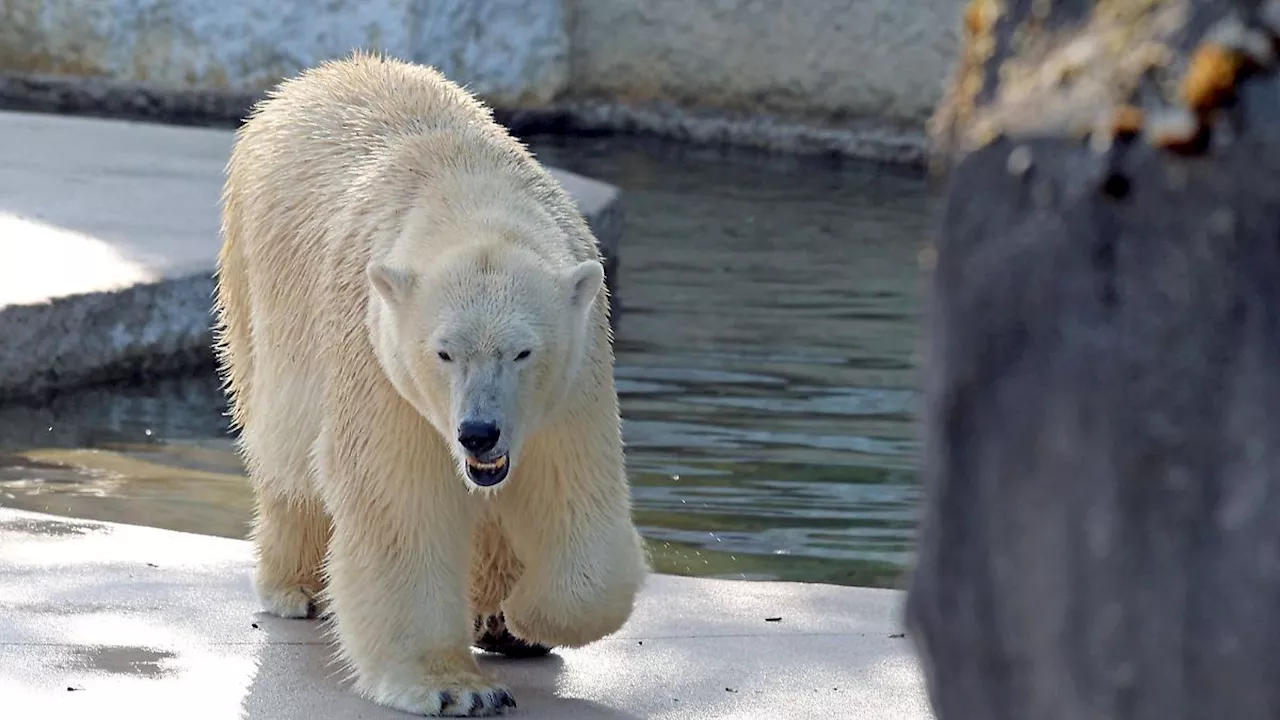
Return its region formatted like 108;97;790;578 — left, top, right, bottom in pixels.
440;686;509;712
375;676;515;717
436;686;516;716
440;689;517;714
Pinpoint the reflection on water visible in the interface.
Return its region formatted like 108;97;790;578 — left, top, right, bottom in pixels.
0;135;939;589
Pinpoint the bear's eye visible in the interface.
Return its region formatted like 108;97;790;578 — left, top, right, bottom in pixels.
437;351;453;362
514;349;532;362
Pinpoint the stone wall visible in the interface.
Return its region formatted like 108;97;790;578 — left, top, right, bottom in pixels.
0;0;570;105
0;0;964;159
570;0;961;129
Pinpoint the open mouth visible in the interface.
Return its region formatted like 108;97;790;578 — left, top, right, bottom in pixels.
465;454;510;487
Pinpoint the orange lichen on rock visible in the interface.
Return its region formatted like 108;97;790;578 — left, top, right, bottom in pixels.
929;0;1005;171
1179;42;1246;112
964;0;986;34
930;0;1189;171
929;0;1280;167
1111;104;1145;136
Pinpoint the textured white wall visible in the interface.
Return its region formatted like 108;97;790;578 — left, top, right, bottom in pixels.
568;0;962;125
0;0;570;104
0;0;962;129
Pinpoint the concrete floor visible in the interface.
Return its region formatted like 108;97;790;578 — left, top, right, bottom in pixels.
0;508;933;719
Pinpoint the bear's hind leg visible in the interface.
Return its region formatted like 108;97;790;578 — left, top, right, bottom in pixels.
251;491;331;619
239;370;331;620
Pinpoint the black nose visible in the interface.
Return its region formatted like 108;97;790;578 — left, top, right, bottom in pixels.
458;421;501;454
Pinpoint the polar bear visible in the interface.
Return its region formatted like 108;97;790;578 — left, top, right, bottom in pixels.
212;51;648;717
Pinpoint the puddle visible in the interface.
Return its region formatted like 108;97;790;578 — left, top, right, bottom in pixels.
64;646;177;679
0;514;103;538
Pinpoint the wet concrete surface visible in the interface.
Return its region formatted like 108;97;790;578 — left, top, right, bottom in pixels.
0;507;933;719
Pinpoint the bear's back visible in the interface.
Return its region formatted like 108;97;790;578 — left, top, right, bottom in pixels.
219;52;607;378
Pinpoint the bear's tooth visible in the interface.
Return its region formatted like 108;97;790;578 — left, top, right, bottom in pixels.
465;456;507;471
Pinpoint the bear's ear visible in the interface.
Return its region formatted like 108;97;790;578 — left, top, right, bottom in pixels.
367;262;416;304
563;260;605;317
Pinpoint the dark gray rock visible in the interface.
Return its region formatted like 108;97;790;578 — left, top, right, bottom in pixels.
907;0;1280;718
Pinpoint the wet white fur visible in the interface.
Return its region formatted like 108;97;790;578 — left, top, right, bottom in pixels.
213;51;648;717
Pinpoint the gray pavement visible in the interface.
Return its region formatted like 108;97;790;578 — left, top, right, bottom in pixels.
0;110;620;401
0;508;933;719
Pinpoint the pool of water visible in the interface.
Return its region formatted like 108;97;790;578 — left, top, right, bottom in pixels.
0;135;940;589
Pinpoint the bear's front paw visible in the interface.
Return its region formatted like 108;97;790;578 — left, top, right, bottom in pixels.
503;587;635;649
473;612;553;659
255;582;322;619
372;672;516;717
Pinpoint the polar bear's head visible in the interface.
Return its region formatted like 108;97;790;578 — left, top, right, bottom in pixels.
367;243;604;490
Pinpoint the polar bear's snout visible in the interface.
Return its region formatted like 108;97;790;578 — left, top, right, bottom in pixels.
457;419;512;487
447;355;523;488
458;420;500;454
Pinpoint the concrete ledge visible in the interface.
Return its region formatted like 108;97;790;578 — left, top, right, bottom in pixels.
0;274;217;403
0;110;622;403
0;507;931;719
